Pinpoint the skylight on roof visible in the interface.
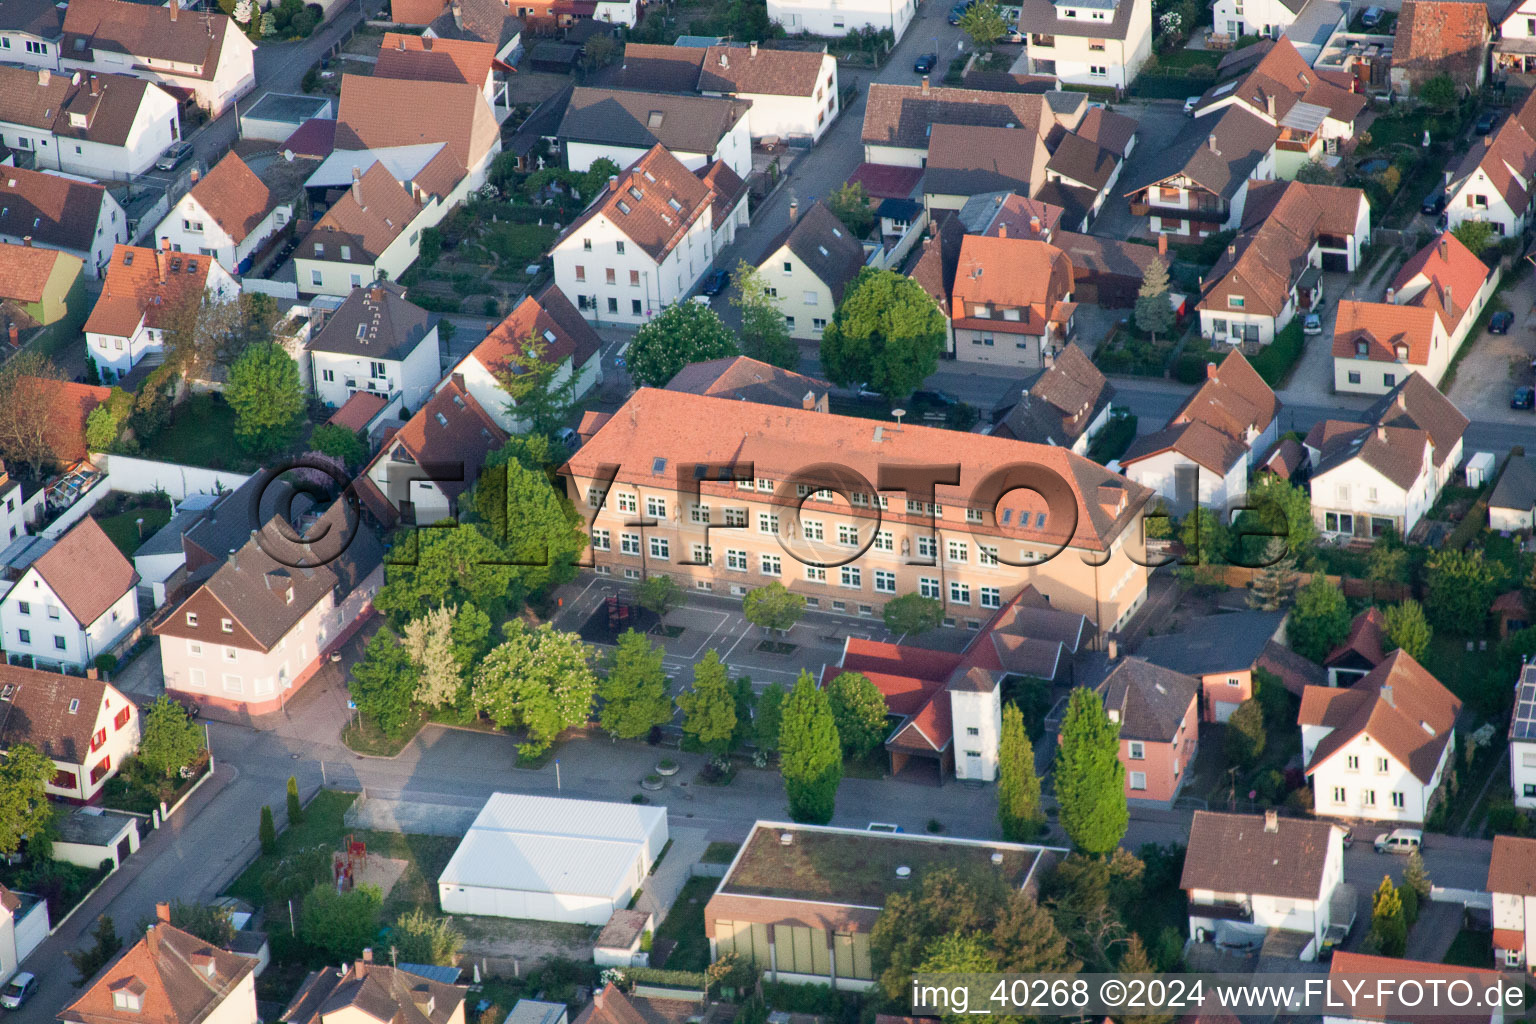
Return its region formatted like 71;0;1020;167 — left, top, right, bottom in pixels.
818;245;828;256
543;329;557;343
1212;81;1237;97
668;198;683;212
644;171;656;182
653;457;668;474
617;200;632;214
629;186;644;200
648;111;665;128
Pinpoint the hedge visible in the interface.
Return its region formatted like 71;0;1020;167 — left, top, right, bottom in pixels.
622;967;708;989
1249;319;1305;387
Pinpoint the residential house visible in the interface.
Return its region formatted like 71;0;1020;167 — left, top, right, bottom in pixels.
1014;0;1153;89
1325;607;1387;685
0;240;82;327
1182;810;1348;960
1305;373;1468;539
59;0;257;117
389;0;525;61
84;242;239;380
0;166;127;279
153;153;292;274
0;0;63;70
0;67;180;180
824;586;1088;782
1493;0;1536;77
307;283;439;411
557;87;751;179
904;210;963;348
374;33;509;115
1197;178;1371;344
1325;952;1503;1024
0;517;137;672
1389;0;1492;96
1490;455;1536;533
924;125;1051;212
1189;37;1366;178
1123;107;1280;238
282;952;466;1024
0;462;45;543
705;821;1063;989
1491;833;1536;967
756;200;867;341
950;233;1077;369
861;82;1087;169
988;342;1114;455
1136;609;1289;722
766;0;917;41
154;500;384;717
1051;229;1166;307
1333;232;1494;393
665;356;830;412
1509;665;1536;810
1096;655;1199;805
1444;92;1536;237
1301;649;1461;823
60;907;258;1024
0;663;138;801
331;69;502;191
356;375;508;527
564;387;1156;630
0;885;48;987
445;283;602;432
1211;0;1348;60
551;144;748;326
1120;349;1280;513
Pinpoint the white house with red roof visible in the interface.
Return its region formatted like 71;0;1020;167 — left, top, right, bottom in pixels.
1490;834;1536;970
1325;952;1503;1024
152;153;292;274
0;517;138;672
84;241;239;380
0;663;139;802
1333;232;1494;395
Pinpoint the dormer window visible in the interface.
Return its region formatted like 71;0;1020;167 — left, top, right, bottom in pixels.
112;992;142;1013
1394;343;1408;360
1356;339;1368;356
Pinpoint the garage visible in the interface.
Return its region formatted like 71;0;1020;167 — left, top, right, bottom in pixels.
437;793;669;925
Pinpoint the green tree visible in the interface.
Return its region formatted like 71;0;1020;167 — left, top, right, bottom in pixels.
1290;575;1352;662
819;268;947;400
600;629;675;739
286;776;304;826
779;670;842;823
309;423;369;467
1054;687;1127;855
730;675;757;751
1403;850;1432;899
1366;874;1406;956
68;915;123;986
1418;73;1458;110
300;882;383;961
348;628;420;736
492;330;580;437
375;525;523;625
998;703;1044;841
828;182;875;237
959;0;1007;47
137;694;204;779
731;261;798;369
1235;474;1317;560
637;573;683;626
1383;599;1433;661
1178;507;1229;570
870;867;1009;1000
391;908;463;966
1225;698;1266;767
168;901;235;947
1451;219;1497;257
742;581;806;634
1367;537;1409;596
992;888;1080;973
1425;548;1507;636
825;670;889;759
1295;160;1336;185
626;302;739;387
225;342;305;456
1246;539;1297;611
1133;256;1175;343
918;933;1000;1024
755;681;786;752
471;457;587;600
403;605;462;708
259;805;276;855
678;651;738;753
0;743;53;855
882;592;944;636
472;622;598;757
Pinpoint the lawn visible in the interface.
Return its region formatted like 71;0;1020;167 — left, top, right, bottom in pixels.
94;505;172;556
146;394;260;471
655;875;715;971
227;789;360;903
1420;632;1505;719
1442;928;1492;968
479;222;558;266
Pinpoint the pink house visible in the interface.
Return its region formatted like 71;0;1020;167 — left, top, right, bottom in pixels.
1097;657;1200;806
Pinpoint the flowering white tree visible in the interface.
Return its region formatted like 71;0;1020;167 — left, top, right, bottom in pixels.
1158;10;1182;34
233;0;253;24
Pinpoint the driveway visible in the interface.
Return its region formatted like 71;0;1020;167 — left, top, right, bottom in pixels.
1445;264;1536;426
1090;100;1199;241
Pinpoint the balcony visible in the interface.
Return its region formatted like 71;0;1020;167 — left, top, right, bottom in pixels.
1192;900;1253;922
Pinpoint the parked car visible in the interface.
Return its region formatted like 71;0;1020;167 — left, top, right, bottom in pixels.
1421;192;1446;215
1491;310;1515;334
702;268;730;296
1360;5;1384;27
866;822;904;832
1374;828;1423;854
914;52;938;73
1303;313;1323;336
556;426;580;449
911;389;958;407
1184;96;1202;115
948;0;976;23
155;141;194;172
0;974;36;1010
1514;386;1535;410
1476;111;1499;135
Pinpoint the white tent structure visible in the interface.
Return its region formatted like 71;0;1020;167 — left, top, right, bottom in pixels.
437;793;669;924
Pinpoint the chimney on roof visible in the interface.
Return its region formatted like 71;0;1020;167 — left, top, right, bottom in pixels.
1029;214;1041;234
1264;809;1279;832
89;74;100;96
21;236;29;247
170;0;178;21
352;166;363;203
720;51;729;68
1206;361;1218;379
1106;637;1118;661
1381;683;1394;707
189;167;199;184
398;35;407;49
6;324;16;349
451;371;465;390
608;174;618;191
37;68;49;87
1157;232;1168;256
369;285;384;302
921;75;930;95
1376;424;1387;442
156;240;168;284
1396;389;1407;409
802;391;816;410
86;667;97;680
156;902;171;924
998;224;1008;238
1444;283;1452;311
789;199;799;223
750;41;758;56
1485;134;1493;148
1386;287;1395;303
1228;243;1236;258
451;2;463;26
1440;236;1449;261
1265;93;1275;117
1207;133;1218;153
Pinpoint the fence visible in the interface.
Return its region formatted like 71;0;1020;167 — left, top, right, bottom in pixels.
43;455;250;540
1205;564;1414;601
242;277;301;301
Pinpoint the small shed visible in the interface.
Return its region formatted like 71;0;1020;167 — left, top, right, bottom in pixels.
505;1000;568;1024
241;93;335;142
528;42;581;73
594;907;654;966
1467;450;1497;488
1490;455;1536;533
52;806;140;870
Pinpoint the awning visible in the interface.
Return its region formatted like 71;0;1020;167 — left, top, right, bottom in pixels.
1280;100;1329;132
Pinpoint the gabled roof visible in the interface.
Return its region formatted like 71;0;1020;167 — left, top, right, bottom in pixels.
762;200;866;303
392;0;523;48
0;664;120;763
0;67;159;150
1362;372;1469;467
697;44;829;97
1016;0;1142;39
0;167;111;254
1299;649;1461;783
572;985;652;1024
665;356;830;410
1045;132;1120;191
861;83;1082;151
1124;107;1280;201
374;32;496;86
558;87;749;156
1136;610;1286;676
904;211;963;316
1329;952;1499;1024
1489;835;1536;896
62;0;235;80
559;145;714;264
335;73;498;174
86;244;222;338
1097;657;1199;742
1324;606;1387;669
32;377;110;464
1387;230;1491;334
0;0;63;37
307;283;432;361
965;192;1066;239
1120;419;1250;475
1198;35;1366;126
59;921;255;1024
602;43;708;92
1331;299;1442;367
282;958;465;1024
1173;349;1280;442
29;516;136;625
298;162;422;264
1490;455;1536;513
1075;106;1139;155
469;283;601;383
923;123;1047;197
991;343;1114;447
186;153;280;246
1182;811;1340;900
1392;0;1492;83
328;391;388;433
0;241;74;303
1447;95;1536;213
951;234;1074;336
1307;420;1432;491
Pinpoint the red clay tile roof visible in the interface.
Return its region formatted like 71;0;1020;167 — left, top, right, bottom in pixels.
0;67;159;150
978;194;1068;240
0;664;119;764
1328;952;1499;1024
1489;835;1536;896
0;242;71;303
1331;299;1442;365
62;0;236;81
761;200;866;304
1202;36;1367;126
34;516;138;625
375;32;496;86
1325;607;1388;669
559;145;713;263
573;985;650;1024
951;235;1074;337
1182;811;1341;899
60;921;258;1024
1448;102;1536;215
363;377;508;521
1393;0;1492;85
1300;649;1461;783
847;162;925;200
187;153;278;246
1075;106;1139;155
1120;419;1251;475
85;244;223;339
861;83;1079;152
297;162;422;264
327;391;388;432
282;117;336;160
33;377;110;463
697;44;829;97
335;73;498;174
664;355;830;409
469;283;601;382
1387;230;1491;334
1172;348;1280;442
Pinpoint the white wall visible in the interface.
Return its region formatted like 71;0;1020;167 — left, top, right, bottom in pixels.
768;0;916;40
0;186;125;280
1513;739;1536;809
157;194;292;272
1448;161;1528;238
438;882;624;924
1306;728;1449;824
554;207;717;325
1124;449;1247;512
1310;451;1434;540
760;241;839;340
54;820;140;869
312;327;440;412
950;686;1002;781
0;33;59;70
0;572;136;670
447;350;600;432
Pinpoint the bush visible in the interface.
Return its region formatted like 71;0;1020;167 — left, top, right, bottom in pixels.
94;653;117;677
1249;319;1306;387
621;967;708;989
